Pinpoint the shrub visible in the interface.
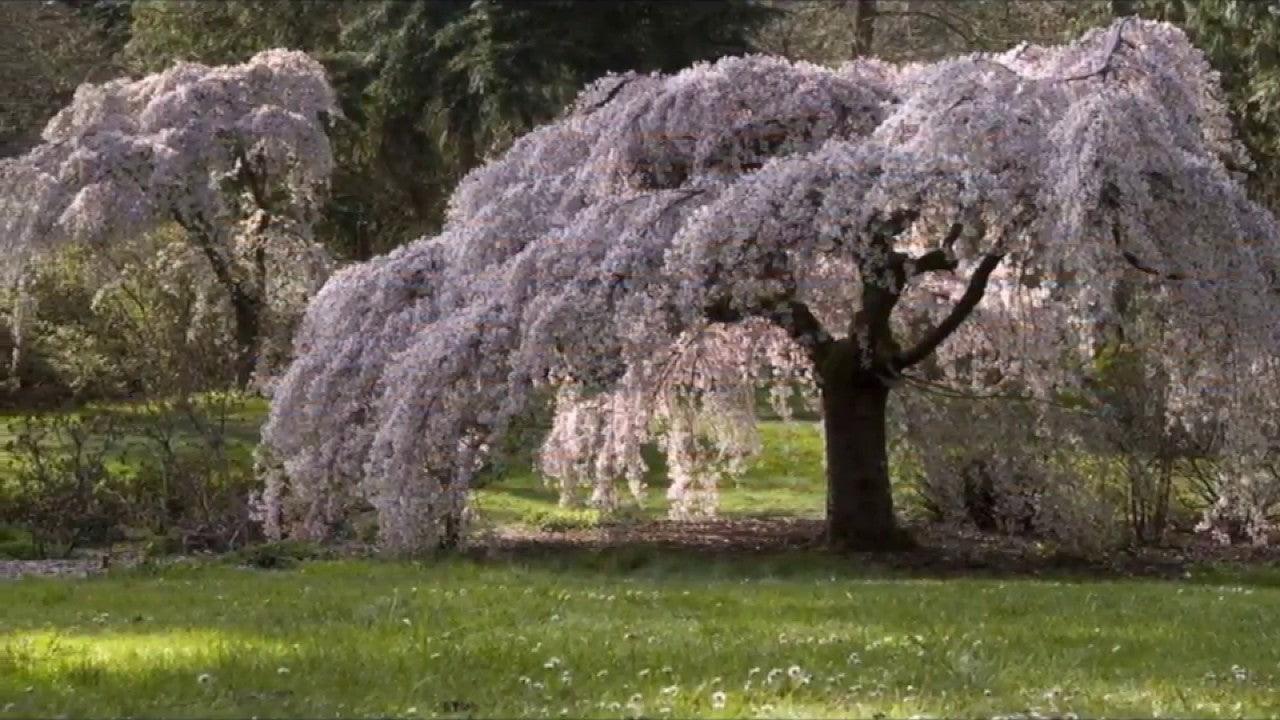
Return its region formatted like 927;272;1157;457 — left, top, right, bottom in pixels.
0;525;38;560
123;393;262;552
519;507;602;533
0;412;129;558
229;540;325;569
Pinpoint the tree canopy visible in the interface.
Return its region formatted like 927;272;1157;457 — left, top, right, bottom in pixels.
259;19;1280;552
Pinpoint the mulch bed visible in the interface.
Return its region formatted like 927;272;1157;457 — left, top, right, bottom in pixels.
4;519;1279;581
482;518;1280;581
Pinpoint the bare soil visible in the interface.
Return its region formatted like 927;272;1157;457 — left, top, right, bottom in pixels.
5;518;1279;581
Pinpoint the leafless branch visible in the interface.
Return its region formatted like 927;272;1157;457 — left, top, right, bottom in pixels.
895;252;1004;369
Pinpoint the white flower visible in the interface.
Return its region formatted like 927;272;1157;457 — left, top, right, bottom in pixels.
711;690;727;709
197;673;213;685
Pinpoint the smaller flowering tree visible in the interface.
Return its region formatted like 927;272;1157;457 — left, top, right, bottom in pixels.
0;49;338;387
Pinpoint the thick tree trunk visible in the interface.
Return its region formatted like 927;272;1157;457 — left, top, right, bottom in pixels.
820;344;912;551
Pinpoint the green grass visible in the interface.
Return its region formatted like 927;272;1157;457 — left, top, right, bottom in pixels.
3;556;1280;717
3;405;1276;716
472;421;828;529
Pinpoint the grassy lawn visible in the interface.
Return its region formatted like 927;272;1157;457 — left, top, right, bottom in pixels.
4;405;1279;717
3;555;1280;717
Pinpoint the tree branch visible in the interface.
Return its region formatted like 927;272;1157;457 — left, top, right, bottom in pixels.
706;298;833;362
582;75;635;113
906;223;964;275
1059;18;1129;82
894;253;1004;369
873;9;974;45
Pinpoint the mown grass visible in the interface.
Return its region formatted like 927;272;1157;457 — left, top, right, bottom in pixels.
3;556;1280;717
4;405;1278;717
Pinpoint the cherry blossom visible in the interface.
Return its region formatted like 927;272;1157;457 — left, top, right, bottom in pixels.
263;20;1280;552
0;49;338;386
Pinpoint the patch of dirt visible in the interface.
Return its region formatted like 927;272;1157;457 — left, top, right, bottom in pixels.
488;516;822;553
4;519;1279;582
479;517;1280;581
0;548;147;581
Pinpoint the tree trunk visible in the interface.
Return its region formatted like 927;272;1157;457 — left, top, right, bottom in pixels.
820;344;912;551
231;294;261;389
180;223;264;390
6;277;34;390
229;290;262;389
1109;0;1136;17
850;0;877;57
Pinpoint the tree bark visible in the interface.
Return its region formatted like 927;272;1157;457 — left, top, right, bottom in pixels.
229;289;262;389
178;218;265;390
850;0;877;57
1109;0;1136;18
819;340;912;551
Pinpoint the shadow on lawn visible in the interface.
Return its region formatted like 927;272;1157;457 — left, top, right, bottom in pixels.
461;517;1280;588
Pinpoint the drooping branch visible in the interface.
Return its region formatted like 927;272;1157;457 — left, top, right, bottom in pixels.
894;252;1004;369
706;297;833;362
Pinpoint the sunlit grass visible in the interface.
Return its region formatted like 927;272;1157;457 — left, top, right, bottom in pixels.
3;558;1280;717
473;422;827;528
3;404;1279;716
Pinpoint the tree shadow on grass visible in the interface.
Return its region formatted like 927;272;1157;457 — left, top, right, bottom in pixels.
463;517;1280;588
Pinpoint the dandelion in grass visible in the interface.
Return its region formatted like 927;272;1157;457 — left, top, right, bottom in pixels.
196;673;213;685
712;690;728;709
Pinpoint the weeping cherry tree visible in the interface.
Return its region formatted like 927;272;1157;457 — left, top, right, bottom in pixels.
0;50;338;388
262;19;1280;552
